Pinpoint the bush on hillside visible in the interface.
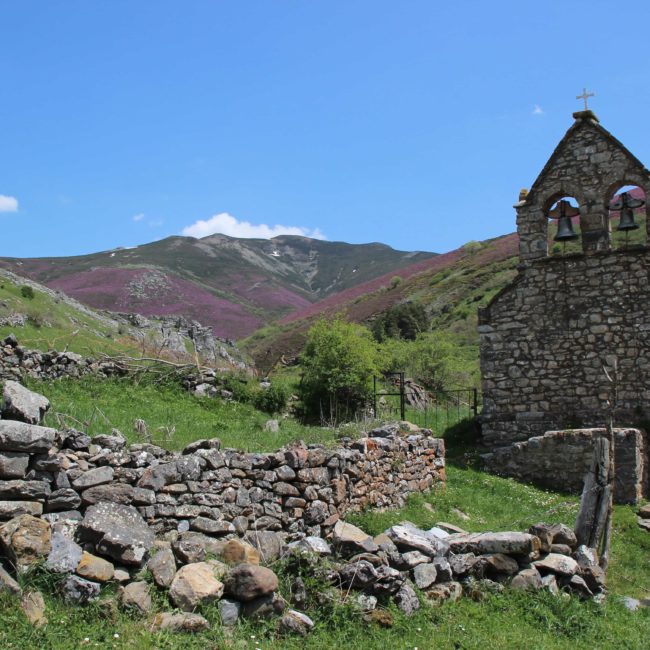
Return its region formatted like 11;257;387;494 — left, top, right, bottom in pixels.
20;285;35;300
380;331;479;391
371;302;429;342
252;382;289;414
298;317;380;424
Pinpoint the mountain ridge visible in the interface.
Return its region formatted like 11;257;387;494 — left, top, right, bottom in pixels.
0;234;437;339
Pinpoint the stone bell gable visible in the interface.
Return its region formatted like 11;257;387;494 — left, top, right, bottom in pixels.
518;110;650;262
479;111;649;501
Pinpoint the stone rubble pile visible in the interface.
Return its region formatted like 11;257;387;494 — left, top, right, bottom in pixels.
0;334;130;382
0;378;608;635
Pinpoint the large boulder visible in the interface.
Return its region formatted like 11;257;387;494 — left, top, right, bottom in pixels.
224;563;279;602
0;421;57;453
1;381;50;424
169;561;226;612
77;502;154;566
0;514;51;571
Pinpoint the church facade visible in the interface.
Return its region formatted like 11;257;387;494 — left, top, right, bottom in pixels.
478;109;650;500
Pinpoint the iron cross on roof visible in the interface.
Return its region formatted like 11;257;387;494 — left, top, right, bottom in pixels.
576;87;595;110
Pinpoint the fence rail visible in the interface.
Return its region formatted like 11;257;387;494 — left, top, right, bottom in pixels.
374;374;480;433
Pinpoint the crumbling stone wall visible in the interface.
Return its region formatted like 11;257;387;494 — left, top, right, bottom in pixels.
0;386;445;537
481;428;647;504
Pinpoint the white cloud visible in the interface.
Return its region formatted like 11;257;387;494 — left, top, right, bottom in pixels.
182;212;327;240
0;195;18;213
532;104;544;116
132;213;145;222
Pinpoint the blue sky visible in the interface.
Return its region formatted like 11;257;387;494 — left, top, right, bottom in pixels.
2;0;650;257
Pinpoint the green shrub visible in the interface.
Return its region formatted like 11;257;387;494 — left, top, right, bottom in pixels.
371;302;428;342
20;285;34;300
299;317;380;423
252;382;289;414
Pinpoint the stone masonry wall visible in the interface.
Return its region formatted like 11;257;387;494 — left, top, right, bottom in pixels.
482;428;648;504
0;383;445;538
479;248;650;448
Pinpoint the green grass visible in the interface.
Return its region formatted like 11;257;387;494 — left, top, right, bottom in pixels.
27;375;336;452
1;465;649;650
2;383;649;648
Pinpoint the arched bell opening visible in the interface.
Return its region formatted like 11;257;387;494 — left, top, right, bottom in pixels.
546;195;582;256
607;184;647;249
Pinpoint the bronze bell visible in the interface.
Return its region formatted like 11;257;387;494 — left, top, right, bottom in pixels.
550;199;580;242
610;191;644;231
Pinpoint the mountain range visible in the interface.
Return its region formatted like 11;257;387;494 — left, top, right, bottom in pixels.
0;235;436;340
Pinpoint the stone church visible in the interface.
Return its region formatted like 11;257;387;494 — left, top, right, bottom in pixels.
478;108;649;502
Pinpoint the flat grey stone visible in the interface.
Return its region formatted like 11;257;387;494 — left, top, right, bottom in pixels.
448;532;540;556
59;575;100;604
533;553;579;577
0;480;50;501
147;547;176;588
0;452;30;479
71;466;114;489
46;531;83;573
0;500;43;519
2;381;50;424
413;563;438;589
78;502;154;566
218;598;242;626
0;421;57;453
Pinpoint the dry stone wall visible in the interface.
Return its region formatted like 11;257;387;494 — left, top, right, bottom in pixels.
482;428;647;504
0;382;608;631
0;381;445;538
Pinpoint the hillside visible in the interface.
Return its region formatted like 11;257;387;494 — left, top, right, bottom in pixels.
0;268;249;368
0;235;436;340
243;233;520;372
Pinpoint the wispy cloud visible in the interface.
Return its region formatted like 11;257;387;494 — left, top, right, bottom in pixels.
148;219;164;227
182;212;327;240
132;213;145;222
532;104;544;116
0;195;19;213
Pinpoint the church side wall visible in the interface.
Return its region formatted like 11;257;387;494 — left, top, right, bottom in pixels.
479;247;650;448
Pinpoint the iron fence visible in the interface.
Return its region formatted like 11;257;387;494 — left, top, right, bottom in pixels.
374;374;480;433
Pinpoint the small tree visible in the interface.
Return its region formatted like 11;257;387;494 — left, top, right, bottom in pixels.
20;285;34;300
299;317;380;423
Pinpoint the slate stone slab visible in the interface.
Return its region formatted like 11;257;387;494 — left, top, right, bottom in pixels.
78;501;154;566
0;421;57;453
0;452;30;479
1;381;50;424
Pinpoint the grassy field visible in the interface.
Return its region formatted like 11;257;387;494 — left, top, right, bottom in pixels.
27;375;338;452
1;380;649;649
